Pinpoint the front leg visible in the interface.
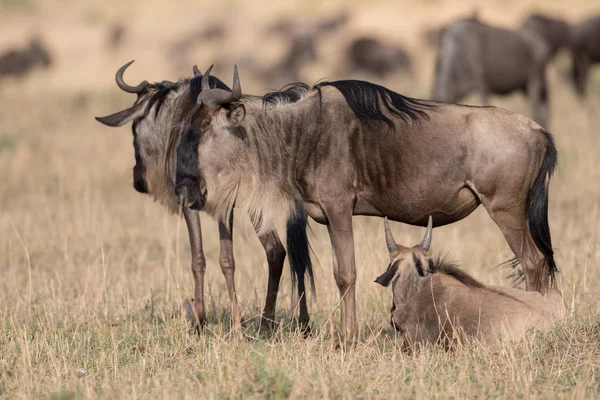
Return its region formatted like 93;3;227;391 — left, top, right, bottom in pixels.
325;207;358;343
257;230;286;328
218;213;242;325
182;207;207;330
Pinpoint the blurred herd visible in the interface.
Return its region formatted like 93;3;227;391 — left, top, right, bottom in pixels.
1;7;599;125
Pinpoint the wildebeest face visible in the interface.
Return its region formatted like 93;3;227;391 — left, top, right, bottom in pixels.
374;217;434;329
175;100;247;211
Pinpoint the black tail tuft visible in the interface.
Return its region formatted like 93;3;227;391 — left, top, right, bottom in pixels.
526;130;558;284
286;204;315;301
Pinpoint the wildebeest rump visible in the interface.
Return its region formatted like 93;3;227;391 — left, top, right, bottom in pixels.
176;67;557;341
570;15;600;97
431;17;551;128
521;13;571;58
375;217;563;349
345;37;412;78
95;61;314;330
0;39;51;80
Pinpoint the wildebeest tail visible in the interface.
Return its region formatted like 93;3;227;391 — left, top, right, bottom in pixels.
526;130;558;283
286;203;315;301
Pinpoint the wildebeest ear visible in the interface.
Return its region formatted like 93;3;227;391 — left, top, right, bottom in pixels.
227;103;246;126
95;104;144;127
374;261;399;287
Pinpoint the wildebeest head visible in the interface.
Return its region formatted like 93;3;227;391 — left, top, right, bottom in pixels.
375;217;433;329
175;65;247;212
96;61;229;197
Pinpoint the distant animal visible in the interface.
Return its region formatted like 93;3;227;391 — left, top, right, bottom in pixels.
375;217;564;349
95;61;314;331
345;37;412;77
107;23;126;50
570;15;600;97
431;17;551;128
0;39;51;80
422;10;480;47
521;13;571;58
175;66;558;342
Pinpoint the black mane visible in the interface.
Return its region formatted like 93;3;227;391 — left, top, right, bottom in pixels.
315;80;433;130
428;256;485;289
262;82;311;107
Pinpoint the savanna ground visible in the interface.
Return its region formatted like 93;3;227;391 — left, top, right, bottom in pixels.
1;0;600;398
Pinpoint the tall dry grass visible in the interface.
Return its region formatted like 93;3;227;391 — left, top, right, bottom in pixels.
1;0;600;398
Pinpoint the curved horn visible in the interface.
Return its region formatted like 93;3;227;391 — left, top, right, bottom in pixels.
230;64;241;101
420;216;433;251
193;65;201;76
115;60;149;94
201;65;214;90
384;218;399;254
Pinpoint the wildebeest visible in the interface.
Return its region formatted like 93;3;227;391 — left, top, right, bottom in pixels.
95;61;314;330
521;13;571;59
570;15;600;97
345;37;412;78
175;66;557;341
0;39;52;80
431;17;551;128
375;217;563;349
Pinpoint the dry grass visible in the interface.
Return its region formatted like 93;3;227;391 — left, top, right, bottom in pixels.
1;0;600;398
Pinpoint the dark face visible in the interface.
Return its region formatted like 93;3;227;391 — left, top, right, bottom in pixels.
131;119;149;194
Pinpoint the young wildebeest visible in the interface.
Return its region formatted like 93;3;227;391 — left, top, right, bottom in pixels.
375;217;563;349
175;66;557;342
570;15;600;98
0;39;52;80
95;61;314;330
431;17;551;128
521;13;571;59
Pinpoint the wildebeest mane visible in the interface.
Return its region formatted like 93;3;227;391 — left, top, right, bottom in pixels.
428;256;485;289
262;82;311;107
315;80;434;129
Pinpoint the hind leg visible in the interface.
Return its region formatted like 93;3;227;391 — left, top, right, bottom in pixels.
478;193;549;293
218;215;243;325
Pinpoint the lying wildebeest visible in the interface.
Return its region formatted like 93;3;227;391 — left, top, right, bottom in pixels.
345;37;412;78
570;15;600;97
175;66;557;341
375;217;563;349
432;17;551;128
0;38;52;80
95;61;314;330
521;13;571;59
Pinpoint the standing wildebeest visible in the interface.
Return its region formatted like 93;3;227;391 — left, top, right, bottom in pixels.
175;66;557;341
95;61;314;330
570;15;600;97
375;217;563;349
0;39;51;80
432;17;551;128
345;37;412;78
521;13;571;59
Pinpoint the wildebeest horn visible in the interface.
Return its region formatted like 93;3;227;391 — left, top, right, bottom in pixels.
420;216;433;251
115;60;149;94
193;65;201;76
201;65;214;90
384;217;399;253
197;65;243;109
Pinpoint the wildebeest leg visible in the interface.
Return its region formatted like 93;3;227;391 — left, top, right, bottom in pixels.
325;208;358;343
476;191;549;294
218;214;243;325
257;230;286;327
182;207;207;330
